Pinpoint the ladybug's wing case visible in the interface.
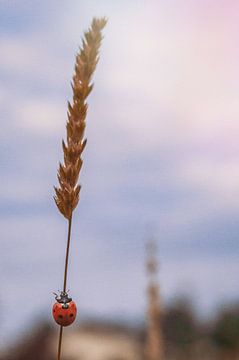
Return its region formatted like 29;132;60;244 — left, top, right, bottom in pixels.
52;301;77;327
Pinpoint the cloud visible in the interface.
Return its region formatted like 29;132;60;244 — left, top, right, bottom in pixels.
2;0;239;150
19;99;65;134
0;34;71;86
179;158;239;209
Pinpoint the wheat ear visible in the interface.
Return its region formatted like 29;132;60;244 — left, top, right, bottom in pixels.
53;17;107;360
54;17;107;220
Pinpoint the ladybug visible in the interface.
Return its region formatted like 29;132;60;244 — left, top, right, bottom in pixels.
52;291;77;327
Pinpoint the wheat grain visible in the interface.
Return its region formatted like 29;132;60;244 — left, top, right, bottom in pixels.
54;17;107;220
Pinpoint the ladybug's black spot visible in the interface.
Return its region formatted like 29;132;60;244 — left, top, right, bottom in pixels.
58;315;63;319
69;313;74;317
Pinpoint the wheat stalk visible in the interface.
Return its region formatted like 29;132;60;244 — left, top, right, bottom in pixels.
53;17;107;360
145;240;165;360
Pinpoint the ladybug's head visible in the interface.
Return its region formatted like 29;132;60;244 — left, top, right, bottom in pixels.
53;291;72;305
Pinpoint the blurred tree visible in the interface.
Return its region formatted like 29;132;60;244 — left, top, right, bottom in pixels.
4;323;54;360
211;305;239;351
163;298;198;349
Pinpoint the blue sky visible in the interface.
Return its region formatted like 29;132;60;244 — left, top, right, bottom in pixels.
1;0;239;348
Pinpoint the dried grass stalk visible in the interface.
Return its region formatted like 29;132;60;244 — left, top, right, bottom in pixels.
54;17;107;220
145;240;164;360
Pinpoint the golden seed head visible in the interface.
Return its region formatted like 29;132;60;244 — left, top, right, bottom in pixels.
54;17;107;219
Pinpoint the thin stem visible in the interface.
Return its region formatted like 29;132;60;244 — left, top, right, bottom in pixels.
57;326;63;360
57;215;73;360
63;215;73;292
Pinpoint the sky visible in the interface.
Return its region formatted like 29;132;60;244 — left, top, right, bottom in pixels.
1;0;239;348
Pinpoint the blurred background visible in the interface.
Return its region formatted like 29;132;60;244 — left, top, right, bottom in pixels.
1;0;239;359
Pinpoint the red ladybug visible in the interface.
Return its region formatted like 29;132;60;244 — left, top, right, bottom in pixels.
52;291;77;327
